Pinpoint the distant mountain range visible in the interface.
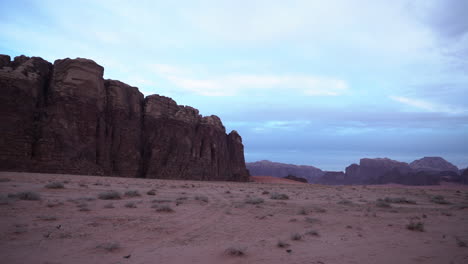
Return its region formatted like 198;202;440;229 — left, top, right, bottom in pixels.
247;157;467;185
246;160;324;183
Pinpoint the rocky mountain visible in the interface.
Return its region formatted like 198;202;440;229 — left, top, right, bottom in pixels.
315;157;462;186
0;54;249;181
246;160;324;183
410;157;459;173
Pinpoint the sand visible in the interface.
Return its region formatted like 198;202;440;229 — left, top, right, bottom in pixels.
1;171;468;264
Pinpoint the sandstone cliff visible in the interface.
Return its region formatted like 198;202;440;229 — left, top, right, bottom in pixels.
0;55;249;181
246;160;324;183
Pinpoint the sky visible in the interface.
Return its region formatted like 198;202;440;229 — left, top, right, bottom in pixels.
1;0;467;171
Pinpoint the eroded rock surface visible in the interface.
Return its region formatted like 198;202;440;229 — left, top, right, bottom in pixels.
0;55;249;181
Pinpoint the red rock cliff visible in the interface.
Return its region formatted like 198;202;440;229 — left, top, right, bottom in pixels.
0;55;249;181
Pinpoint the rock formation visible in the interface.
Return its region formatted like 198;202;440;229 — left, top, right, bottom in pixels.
315;171;345;185
246;160;323;183
410;157;459;173
283;174;308;183
315;157;461;185
0;54;249;181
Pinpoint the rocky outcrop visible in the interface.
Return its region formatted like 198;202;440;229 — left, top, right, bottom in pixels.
315;171;345;185
0;55;249;181
283;174;308;183
410;157;459;173
246;160;323;183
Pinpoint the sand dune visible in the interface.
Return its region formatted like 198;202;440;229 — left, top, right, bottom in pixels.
1;171;468;264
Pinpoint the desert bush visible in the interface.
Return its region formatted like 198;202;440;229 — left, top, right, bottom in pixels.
291;233;302;241
245;197;264;204
0;194;12;205
406;221;425;232
77;202;90;211
176;196;188;201
124;202;137;208
312;206;327;213
262;191;270;195
45;182;64;189
0;178;11;182
305;217;320;224
376;200;392;208
337;199;353;205
98;190;121;200
151;199;172;203
277;240;290;248
298;207;308;215
154;204;174;212
383;197;416;204
456;237;467;247
37;215;57;221
430;195;451;205
146;189;156;195
16;191;40;201
225;246;246;256
306;230;320;236
270;192;289;200
125;190;140;197
195;195;209;202
97;242;120;252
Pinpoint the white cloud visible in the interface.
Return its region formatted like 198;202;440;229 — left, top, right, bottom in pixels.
389;95;467;114
150;63;349;96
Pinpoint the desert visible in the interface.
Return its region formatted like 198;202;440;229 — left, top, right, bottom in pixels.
1;171;468;264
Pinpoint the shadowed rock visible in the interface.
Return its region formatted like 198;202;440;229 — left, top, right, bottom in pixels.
0;54;249;181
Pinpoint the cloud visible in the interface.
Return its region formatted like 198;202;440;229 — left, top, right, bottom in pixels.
151;63;349;96
389;95;467;114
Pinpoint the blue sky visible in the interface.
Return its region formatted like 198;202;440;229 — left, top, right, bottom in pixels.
1;0;467;170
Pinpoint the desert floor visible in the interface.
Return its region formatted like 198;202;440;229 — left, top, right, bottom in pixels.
1;172;468;264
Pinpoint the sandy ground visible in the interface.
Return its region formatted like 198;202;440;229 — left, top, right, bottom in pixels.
1;172;468;264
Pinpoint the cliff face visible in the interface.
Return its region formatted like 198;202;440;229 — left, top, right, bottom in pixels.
410;157;459;173
0;55;249;181
246;160;324;183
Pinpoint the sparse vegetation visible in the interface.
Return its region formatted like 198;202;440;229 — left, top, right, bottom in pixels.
154;204;174;212
430;195;450;205
45;182;64;189
195;195;209;202
146;189;156;195
225;246;246;256
151;199;172;203
245;197;264;204
291;233;302;241
97;242;121;252
277;240;290;248
456;237;467;247
15;191;41;201
0;178;11;182
298;207;308;215
125;202;137;208
306;230;320;236
270;192;289;200
37;215;57;221
337;199;353;205
125;190;140;197
98;190;121;200
406;221;425;232
382;197;416;204
376;199;392;208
